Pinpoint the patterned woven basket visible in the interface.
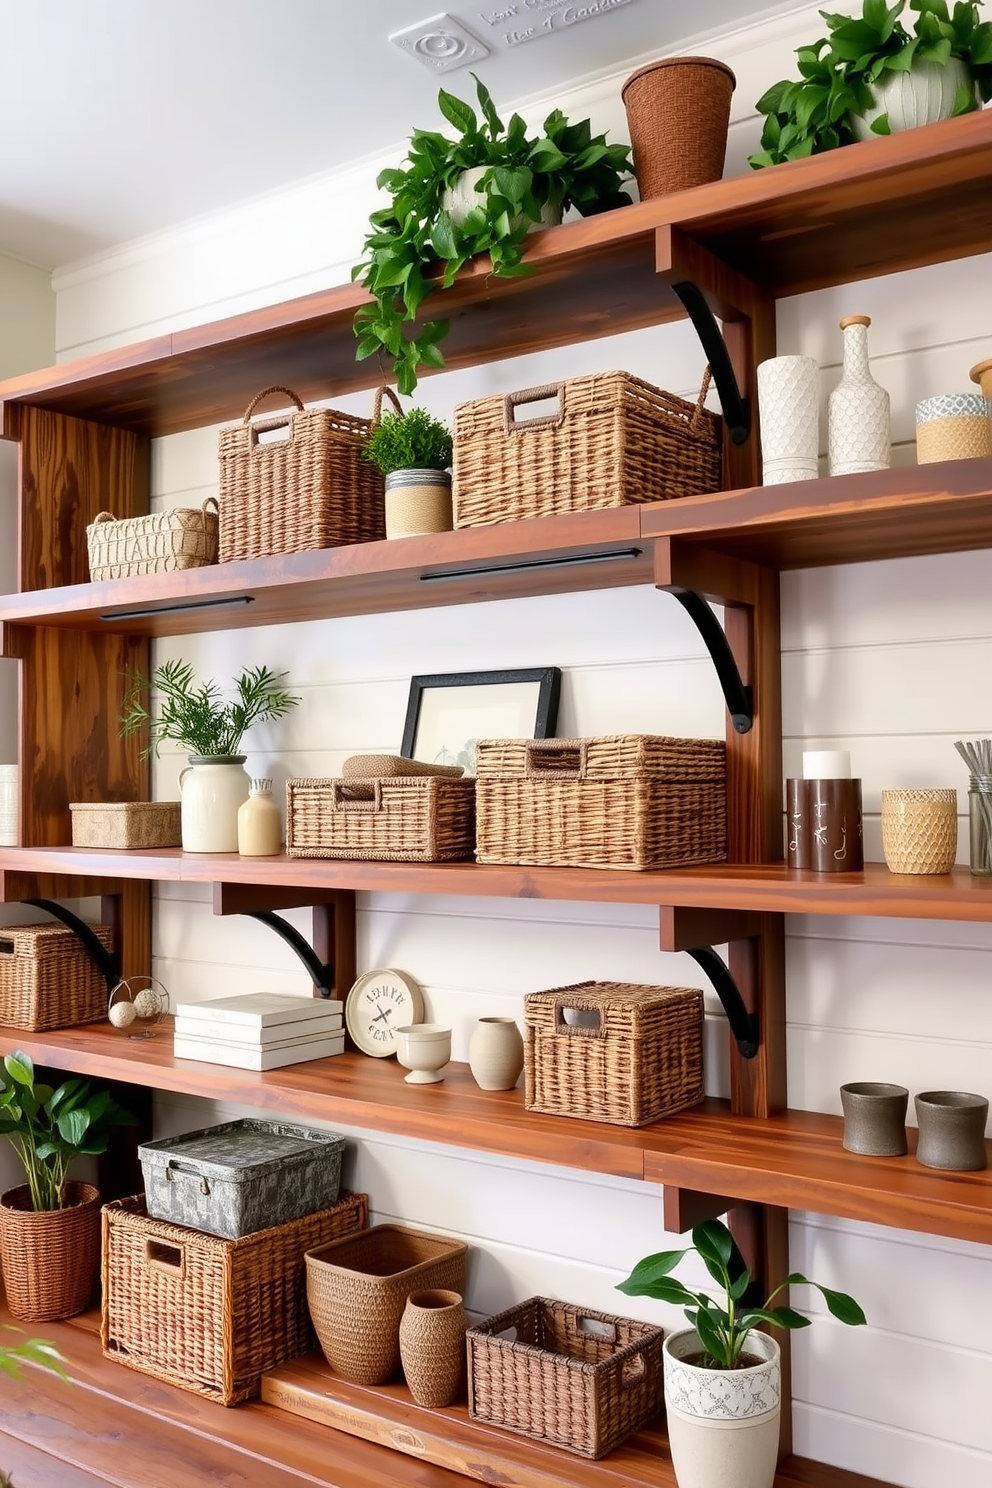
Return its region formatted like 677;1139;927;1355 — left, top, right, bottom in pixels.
452;369;722;528
101;1190;368;1405
524;980;705;1127
86;499;219;581
217;385;386;562
0;922;113;1031
467;1296;665;1458
286;776;476;861
305;1224;468;1385
475;735;726;871
70;801;182;849
0;1182;102;1322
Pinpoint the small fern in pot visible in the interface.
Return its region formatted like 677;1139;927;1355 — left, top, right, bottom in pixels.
362;397;455;540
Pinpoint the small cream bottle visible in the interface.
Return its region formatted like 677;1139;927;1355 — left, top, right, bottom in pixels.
237;777;282;856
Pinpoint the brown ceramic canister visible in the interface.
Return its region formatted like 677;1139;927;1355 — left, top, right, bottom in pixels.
840;1082;908;1156
915;1090;988;1171
809;778;864;872
786;778;810;869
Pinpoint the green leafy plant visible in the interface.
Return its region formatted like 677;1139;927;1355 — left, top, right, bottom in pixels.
120;660;300;758
750;0;992;168
0;1051;135;1212
353;73;633;394
362;405;453;475
0;1327;68;1383
617;1218;866;1369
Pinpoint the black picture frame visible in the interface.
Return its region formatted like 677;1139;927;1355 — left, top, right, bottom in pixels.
400;667;562;772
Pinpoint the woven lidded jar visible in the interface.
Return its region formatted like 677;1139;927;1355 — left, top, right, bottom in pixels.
915;393;992;464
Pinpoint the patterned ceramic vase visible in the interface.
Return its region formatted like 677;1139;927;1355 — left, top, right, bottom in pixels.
756;355;819;484
664;1328;781;1488
851;58;975;140
827;316;890;476
399;1289;468;1407
916;394;992;464
881;788;958;875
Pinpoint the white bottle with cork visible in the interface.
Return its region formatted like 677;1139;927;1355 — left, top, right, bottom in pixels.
237;778;282;856
827;315;890;476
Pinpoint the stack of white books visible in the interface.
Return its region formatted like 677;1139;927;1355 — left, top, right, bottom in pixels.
173;992;345;1071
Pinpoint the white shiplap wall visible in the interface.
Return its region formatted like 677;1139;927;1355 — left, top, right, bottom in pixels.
41;6;992;1484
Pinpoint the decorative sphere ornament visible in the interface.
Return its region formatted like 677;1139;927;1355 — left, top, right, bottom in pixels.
133;987;162;1019
108;975;170;1039
109;1000;137;1029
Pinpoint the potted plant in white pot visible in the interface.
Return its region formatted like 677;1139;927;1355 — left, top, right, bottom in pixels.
120;660;300;853
617;1218;866;1488
362;394;454;539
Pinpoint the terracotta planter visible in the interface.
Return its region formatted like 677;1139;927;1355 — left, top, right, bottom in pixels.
621;57;736;199
0;1181;101;1321
664;1328;781;1488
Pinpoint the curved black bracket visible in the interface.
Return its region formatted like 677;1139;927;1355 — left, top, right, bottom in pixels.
670;279;750;446
667;588;753;734
686;945;759;1060
243;911;334;997
23;898;121;992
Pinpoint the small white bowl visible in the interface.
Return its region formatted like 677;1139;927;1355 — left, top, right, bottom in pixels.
394;1024;452;1084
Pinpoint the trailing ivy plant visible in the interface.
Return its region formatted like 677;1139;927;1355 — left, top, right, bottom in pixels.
353;74;632;394
750;0;992;168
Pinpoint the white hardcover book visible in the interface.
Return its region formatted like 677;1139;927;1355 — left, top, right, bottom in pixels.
173;1030;346;1071
173;992;343;1029
174;1011;343;1045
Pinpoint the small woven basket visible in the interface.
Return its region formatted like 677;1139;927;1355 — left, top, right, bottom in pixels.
467;1296;665;1458
452;369;722;529
217;384;386;562
286;776;476;861
86;499;219;581
70;801;182;849
0;922;113;1030
0;1182;102;1322
101;1190;368;1405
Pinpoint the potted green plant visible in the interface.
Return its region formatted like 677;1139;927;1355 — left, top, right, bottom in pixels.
617;1218;866;1488
362;395;454;540
750;0;992;168
0;1051;134;1321
120;661;300;854
353;73;632;394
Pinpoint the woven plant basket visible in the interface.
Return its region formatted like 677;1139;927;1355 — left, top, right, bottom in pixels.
475;735;726;871
0;922;113;1031
622;56;736;198
467;1296;665;1458
101;1190;368;1405
305;1223;468;1385
217;384;385;562
86;498;219;581
70;801;182;849
398;1288;468;1408
0;1182;101;1321
452;369;721;529
286;776;475;862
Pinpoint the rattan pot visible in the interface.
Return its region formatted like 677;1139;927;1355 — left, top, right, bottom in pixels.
0;1181;101;1321
384;469;453;539
399;1289;468;1407
621;57;736;199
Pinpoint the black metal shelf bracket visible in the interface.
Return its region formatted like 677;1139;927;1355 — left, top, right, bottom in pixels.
670;278;750;446
243;911;335;997
666;588;753;734
23;898;121;992
686;945;759;1059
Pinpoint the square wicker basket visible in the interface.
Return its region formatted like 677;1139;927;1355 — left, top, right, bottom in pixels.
86;499;219;581
452;368;722;528
524;980;704;1127
69;801;182;849
475;734;726;870
0;922;113;1031
286;776;476;862
467;1296;665;1458
101;1190;368;1405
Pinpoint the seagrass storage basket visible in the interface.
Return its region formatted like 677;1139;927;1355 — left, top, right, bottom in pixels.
466;1296;665;1458
0;922;113;1031
69;801;182;850
86;499;219;581
475;734;726;870
452;368;722;528
101;1190;368;1405
524;980;704;1127
286;776;476;862
217;384;385;561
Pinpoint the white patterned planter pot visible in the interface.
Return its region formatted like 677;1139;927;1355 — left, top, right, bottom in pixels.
851;58;975;141
664;1328;781;1488
756;355;819;484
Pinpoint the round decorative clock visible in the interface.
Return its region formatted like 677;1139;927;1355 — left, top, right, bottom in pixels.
345;968;425;1057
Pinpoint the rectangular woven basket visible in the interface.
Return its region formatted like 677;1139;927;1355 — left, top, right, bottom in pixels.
69;801;181;849
286;776;476;862
452;368;722;528
86;499;218;581
467;1296;665;1458
524;980;705;1127
475;734;726;870
217;384;385;562
0;922;113;1031
101;1190;368;1405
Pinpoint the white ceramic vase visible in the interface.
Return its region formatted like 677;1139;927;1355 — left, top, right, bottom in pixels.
468;1016;524;1091
827;316;890;476
756;354;820;484
384;469;453;539
664;1328;781;1488
442;166;562;232
851;58;974;141
179;755;250;853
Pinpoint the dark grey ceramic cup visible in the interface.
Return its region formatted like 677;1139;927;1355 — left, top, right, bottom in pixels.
840;1082;909;1156
914;1090;989;1171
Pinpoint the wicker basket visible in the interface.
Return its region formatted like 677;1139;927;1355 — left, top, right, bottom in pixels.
467;1296;665;1458
101;1190;368;1405
475;734;726;870
70;801;182;849
286;776;475;862
305;1224;468;1385
0;922;113;1031
0;1182;102;1322
217;384;386;562
525;980;704;1127
86;499;218;581
452;369;722;528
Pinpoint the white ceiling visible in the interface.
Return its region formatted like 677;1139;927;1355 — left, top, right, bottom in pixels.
0;0;804;269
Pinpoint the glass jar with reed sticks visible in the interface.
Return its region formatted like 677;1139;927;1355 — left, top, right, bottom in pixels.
954;739;992;875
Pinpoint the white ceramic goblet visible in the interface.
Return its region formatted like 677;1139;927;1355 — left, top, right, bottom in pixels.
395;1024;452;1084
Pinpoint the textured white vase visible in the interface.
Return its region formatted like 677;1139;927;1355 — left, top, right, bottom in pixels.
442;167;562;232
827;316;890;476
851;58;975;141
664;1328;781;1488
178;755;250;853
756;355;819;484
468;1017;524;1091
